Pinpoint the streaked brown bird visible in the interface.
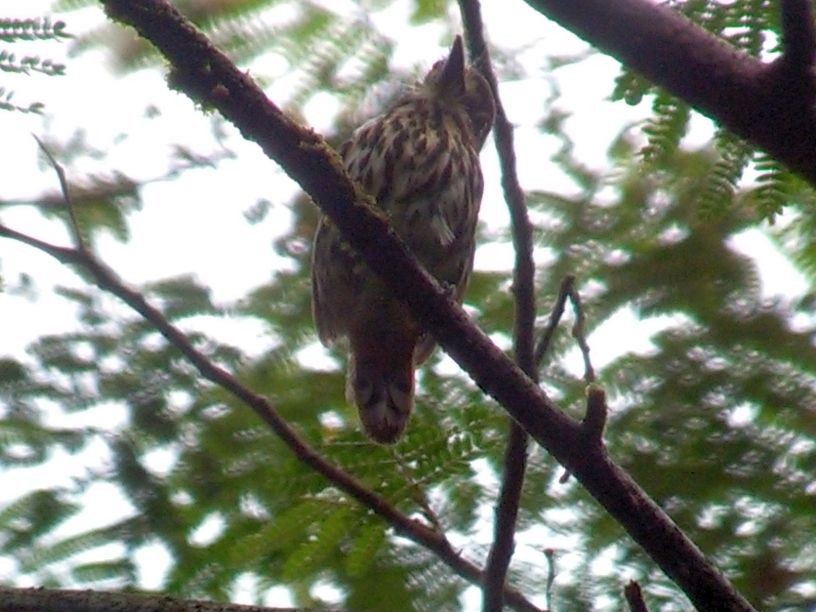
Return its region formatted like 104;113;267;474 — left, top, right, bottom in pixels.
311;36;495;443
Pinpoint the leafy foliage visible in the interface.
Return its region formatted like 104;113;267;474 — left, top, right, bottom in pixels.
535;137;816;609
0;18;69;42
0;17;68;113
611;0;811;220
1;0;815;610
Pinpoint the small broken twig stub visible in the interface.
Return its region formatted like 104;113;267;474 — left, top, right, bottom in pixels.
582;383;608;445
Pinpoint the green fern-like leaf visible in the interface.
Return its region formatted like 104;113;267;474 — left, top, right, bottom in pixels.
344;521;386;577
0;490;79;549
70;559;136;584
18;525;129;574
281;506;353;582
255;498;329;555
611;68;652;105
0;16;69;113
612;0;810;220
698;130;753;216
641;92;691;166
755;158;787;220
0;18;69;42
0;50;66;75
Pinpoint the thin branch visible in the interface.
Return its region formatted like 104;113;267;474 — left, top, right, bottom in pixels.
535;277;600;483
534;275;575;367
0;219;540;612
567;281;595;384
33;135;87;251
484;423;528;611
391;450;446;534
0;223;80;263
534;276;595;383
458;3;533;610
91;2;754;609
624;580;649;612
780;0;816;71
544;548;555;611
522;0;816;186
0;148;233;212
581;384;607;445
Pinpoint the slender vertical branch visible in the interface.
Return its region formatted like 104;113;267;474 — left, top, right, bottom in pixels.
457;3;535;610
779;0;816;71
624;581;649;612
484;425;529;611
33;135;87;251
567;281;595;383
544;548;556;611
535;277;602;483
534;276;574;368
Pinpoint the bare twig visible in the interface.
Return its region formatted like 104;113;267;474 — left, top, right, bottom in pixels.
484;423;529;610
391;450;446;534
534;275;574;367
582;384;607;444
544;548;555;611
538;278;603;442
540;282;576;471
534;276;595;383
624;580;649;612
534;277;600;483
457;3;534;610
86;2;754;609
567;282;595;384
33;135;87;251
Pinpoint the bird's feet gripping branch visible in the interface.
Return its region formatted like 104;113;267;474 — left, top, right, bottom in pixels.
311;35;495;443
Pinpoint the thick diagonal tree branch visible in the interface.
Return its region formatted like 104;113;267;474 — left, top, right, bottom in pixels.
97;1;753;609
523;0;816;185
458;2;534;610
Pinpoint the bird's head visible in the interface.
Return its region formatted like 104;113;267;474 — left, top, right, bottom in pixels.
423;35;496;149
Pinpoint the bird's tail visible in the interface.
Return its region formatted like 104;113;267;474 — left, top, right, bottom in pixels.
346;340;416;444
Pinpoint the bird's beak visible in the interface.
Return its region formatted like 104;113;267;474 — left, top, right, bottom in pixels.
440;35;465;96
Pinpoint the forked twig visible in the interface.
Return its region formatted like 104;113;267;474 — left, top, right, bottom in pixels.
33;135;87;251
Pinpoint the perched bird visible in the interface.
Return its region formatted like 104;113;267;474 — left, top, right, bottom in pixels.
311;36;495;443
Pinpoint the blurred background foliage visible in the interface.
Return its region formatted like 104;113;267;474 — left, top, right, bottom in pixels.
0;0;815;610
0;16;68;113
